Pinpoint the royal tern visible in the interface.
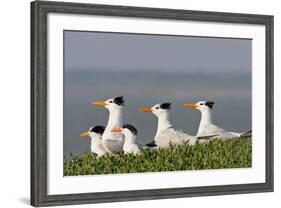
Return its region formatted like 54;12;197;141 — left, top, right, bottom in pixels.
112;124;140;154
139;103;197;148
80;125;108;156
92;96;125;153
183;101;252;140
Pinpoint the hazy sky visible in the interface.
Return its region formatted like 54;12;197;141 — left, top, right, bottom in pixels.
64;31;251;74
63;31;252;157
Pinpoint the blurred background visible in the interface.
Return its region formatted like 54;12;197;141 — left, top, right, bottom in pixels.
64;31;251;157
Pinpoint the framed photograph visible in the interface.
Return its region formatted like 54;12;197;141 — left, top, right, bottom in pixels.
31;0;274;207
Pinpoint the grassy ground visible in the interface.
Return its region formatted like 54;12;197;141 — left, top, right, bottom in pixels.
64;138;252;176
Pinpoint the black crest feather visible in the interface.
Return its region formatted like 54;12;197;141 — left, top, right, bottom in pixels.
90;126;105;134
160;103;172;110
205;101;215;109
113;96;124;106
123;124;137;135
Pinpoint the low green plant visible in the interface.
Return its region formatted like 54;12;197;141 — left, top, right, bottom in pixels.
64;138;252;176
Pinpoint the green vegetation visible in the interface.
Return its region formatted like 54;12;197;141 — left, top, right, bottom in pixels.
64;138;252;176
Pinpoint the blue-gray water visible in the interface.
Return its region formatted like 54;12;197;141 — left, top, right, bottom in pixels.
64;71;251;157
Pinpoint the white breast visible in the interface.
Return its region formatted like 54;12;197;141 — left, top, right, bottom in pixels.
123;143;139;154
102;107;124;153
91;138;108;157
197;123;226;136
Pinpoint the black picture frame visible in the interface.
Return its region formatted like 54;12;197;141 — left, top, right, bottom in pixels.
31;0;274;207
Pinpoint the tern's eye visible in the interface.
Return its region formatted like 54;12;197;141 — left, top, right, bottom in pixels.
109;101;113;103
200;103;203;105
156;107;159;109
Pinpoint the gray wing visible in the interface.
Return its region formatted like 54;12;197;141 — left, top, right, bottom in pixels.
156;128;197;147
198;124;226;136
239;130;252;138
98;142;109;153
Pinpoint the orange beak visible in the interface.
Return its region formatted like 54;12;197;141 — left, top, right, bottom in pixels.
111;128;123;132
92;101;107;107
183;103;198;109
139;107;153;112
80;131;90;137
